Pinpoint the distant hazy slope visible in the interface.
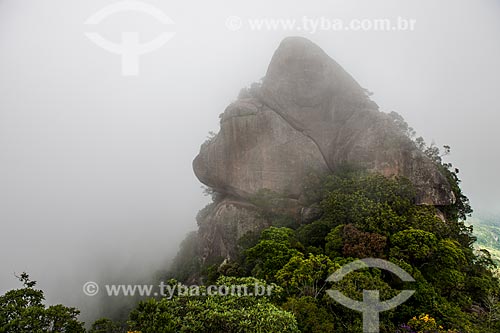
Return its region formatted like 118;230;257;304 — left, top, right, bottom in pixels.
469;214;500;264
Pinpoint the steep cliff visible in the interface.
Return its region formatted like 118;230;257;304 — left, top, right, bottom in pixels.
192;37;455;263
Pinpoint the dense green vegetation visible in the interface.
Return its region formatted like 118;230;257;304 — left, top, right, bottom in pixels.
2;167;499;332
148;161;497;332
128;277;299;333
229;172;497;332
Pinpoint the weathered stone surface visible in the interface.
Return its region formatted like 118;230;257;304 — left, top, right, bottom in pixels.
197;198;270;261
193;97;330;200
259;36;454;206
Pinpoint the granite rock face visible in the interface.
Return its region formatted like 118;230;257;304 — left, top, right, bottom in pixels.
193;37;455;262
196;199;269;262
193;98;330;200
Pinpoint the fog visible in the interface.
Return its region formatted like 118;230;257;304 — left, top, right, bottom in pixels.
1;0;499;324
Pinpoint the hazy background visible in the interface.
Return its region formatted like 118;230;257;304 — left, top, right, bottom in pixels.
1;0;499;323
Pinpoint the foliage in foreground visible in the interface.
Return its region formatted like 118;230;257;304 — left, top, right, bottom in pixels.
127;277;299;333
4;169;499;333
0;273;85;333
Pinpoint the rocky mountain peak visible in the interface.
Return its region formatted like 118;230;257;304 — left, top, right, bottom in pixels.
192;37;455;261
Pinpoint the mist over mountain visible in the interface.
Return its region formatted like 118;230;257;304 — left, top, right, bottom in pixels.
0;0;499;329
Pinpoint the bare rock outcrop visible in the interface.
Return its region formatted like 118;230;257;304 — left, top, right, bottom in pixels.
193;98;330;200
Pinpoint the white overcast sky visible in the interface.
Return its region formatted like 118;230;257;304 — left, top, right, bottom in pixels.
0;0;499;322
